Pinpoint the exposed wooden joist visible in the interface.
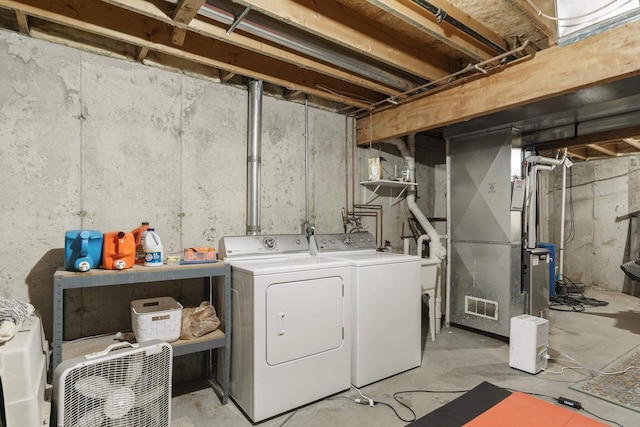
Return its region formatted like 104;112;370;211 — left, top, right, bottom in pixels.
232;0;456;81
219;70;235;83
103;0;402;97
0;0;378;109
623;138;640;149
566;149;587;160
135;45;148;62
356;18;640;144
14;9;28;34
171;27;187;46
512;0;556;39
172;0;205;24
170;0;204;46
586;143;618;157
362;0;499;61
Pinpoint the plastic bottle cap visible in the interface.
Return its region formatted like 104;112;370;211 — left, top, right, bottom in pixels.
147;228;154;231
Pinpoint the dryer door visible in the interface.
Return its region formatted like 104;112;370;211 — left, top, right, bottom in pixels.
266;276;344;365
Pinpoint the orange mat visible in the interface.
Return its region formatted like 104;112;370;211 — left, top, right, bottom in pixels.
465;392;606;427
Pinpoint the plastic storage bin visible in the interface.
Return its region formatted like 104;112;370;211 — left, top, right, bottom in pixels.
131;297;183;343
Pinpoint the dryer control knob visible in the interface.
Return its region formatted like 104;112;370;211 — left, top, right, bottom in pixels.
263;237;276;250
343;237;353;245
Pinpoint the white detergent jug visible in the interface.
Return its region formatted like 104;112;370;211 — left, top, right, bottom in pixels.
143;228;163;267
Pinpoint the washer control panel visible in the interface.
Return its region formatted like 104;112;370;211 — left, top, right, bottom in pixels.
315;233;376;252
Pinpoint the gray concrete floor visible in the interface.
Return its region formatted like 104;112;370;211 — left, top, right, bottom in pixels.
171;289;640;426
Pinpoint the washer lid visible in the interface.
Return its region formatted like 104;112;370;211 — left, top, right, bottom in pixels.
323;251;422;266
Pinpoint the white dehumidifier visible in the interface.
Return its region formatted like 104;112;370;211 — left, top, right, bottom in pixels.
0;315;50;427
509;314;549;374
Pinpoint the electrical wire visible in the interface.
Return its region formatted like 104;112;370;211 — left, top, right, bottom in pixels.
277;410;297;427
550;274;609;311
338;385;626;426
506;388;624;427
340;386;470;423
525;0;635;22
564;166;575;245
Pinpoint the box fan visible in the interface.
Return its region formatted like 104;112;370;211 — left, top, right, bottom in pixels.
53;340;172;427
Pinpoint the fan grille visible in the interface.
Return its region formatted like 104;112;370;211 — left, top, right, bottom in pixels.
59;342;172;427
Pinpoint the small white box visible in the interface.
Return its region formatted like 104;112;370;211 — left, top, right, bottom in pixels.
509;314;549;374
131;297;183;343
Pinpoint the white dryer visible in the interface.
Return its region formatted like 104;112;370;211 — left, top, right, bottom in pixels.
312;232;422;387
219;234;351;422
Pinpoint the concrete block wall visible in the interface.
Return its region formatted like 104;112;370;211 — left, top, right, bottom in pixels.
0;30;371;341
546;157;631;291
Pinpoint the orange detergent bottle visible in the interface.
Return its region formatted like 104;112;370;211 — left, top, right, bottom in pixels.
131;222;150;264
102;231;136;270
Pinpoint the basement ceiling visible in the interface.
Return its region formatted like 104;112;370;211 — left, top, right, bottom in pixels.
0;0;639;161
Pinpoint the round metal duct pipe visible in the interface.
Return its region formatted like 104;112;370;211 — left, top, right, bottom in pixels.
246;79;262;236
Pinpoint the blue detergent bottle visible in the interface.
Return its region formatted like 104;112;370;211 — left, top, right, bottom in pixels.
64;230;103;272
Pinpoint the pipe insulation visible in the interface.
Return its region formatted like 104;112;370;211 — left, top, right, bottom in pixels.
386;137;446;260
246;80;263;235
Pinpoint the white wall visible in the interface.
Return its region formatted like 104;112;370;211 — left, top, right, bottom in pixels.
0;30;354;340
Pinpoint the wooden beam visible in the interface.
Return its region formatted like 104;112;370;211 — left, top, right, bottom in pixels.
172;0;204;25
219;70;235;83
232;0;455;81
15;9;29;34
356;18;640;144
566;149;587;160
135;46;148;62
586;143;618;157
171;27;187;46
170;0;203;46
362;0;500;61
0;0;377;109
102;0;402;96
623;138;640;149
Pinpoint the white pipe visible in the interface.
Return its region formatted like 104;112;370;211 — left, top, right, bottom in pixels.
559;149;568;278
445;140;451;327
403;236;410;255
527;164;554;248
416;234;428;257
385;136;445;259
525;155;563;166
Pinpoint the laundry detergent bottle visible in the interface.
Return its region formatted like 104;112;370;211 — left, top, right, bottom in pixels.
65;230;103;272
143;228;163;267
131;221;150;264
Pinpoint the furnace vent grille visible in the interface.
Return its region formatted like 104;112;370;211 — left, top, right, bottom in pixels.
465;296;498;320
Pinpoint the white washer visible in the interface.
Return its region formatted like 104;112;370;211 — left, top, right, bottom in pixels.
219;234;351;422
312;232;422;387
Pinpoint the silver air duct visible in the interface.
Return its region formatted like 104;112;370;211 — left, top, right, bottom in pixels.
247;80;263;235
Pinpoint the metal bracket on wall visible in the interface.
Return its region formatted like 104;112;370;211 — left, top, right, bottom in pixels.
360;180;417;206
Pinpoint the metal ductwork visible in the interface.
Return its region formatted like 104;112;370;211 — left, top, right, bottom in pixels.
200;0;425;92
246;80;262;235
